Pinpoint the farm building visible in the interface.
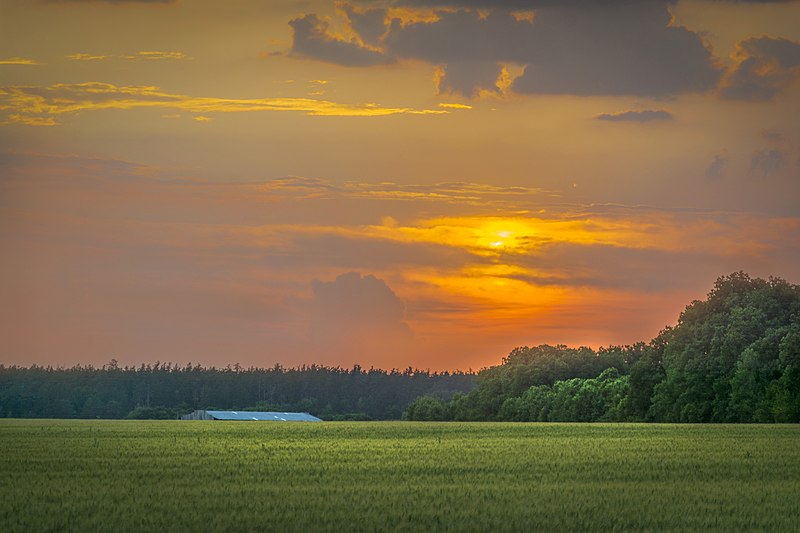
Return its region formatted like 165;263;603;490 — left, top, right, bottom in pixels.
181;410;322;422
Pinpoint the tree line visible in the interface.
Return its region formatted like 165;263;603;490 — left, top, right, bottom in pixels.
0;363;474;420
406;272;800;423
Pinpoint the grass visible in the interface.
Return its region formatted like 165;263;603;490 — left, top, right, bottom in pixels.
1;421;798;532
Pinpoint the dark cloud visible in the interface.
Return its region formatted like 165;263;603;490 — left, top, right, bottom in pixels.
394;0;798;5
384;9;532;64
750;149;787;176
437;61;504;96
595;110;673;122
509;3;720;96
382;9;533;95
705;154;728;181
394;0;649;7
291;2;722;97
289;14;392;67
341;4;388;47
720;37;800;101
395;0;534;6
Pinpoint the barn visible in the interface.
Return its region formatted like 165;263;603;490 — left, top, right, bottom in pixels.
181;410;322;422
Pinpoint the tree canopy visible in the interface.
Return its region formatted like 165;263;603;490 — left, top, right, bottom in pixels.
407;272;800;422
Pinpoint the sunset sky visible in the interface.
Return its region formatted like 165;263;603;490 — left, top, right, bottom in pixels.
1;0;799;370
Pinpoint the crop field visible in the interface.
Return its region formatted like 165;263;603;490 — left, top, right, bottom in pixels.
1;421;799;532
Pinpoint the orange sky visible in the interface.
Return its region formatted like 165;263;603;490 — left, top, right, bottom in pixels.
1;0;799;370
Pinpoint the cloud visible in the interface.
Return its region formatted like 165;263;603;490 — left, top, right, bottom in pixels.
720;37;800;101
595;110;673;122
436;61;504;97
705;154;728;180
307;272;412;359
396;0;794;6
289;14;393;66
310;273;408;329
66;53;110;61
335;180;547;206
289;3;722;98
0;57;41;65
381;9;536;97
750;149;787;176
66;51;187;61
122;51;188;60
508;3;721;96
51;0;176;3
0;152;551;230
2;114;59;126
393;1;641;7
341;3;389;47
718;0;800;4
0;82;446;125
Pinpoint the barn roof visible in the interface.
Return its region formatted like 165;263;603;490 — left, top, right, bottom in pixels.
205;410;322;422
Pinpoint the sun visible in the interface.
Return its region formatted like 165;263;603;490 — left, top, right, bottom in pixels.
474;221;531;254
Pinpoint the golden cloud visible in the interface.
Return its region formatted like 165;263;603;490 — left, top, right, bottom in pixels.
385;7;444;27
123;51;189;60
0;57;41;65
2;114;58;126
258;178;547;207
510;10;535;24
66;51;187;61
66;53;110;61
0;82;448;125
438;103;472;110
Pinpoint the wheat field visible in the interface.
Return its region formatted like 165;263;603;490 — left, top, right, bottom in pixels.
1;420;798;531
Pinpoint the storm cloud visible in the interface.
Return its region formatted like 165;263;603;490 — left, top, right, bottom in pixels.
290;2;723;97
289;14;393;67
720;37;800;101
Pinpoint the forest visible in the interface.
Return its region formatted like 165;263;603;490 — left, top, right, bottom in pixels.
407;272;800;422
1;272;799;422
0;363;474;420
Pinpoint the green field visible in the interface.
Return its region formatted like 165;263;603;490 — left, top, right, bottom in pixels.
1;421;799;532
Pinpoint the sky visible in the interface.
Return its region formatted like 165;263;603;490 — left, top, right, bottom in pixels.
1;0;799;371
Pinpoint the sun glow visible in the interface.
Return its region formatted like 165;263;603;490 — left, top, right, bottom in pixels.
471;221;532;253
375;215;648;258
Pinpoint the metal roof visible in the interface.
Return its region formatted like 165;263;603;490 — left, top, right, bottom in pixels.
205;410;322;422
